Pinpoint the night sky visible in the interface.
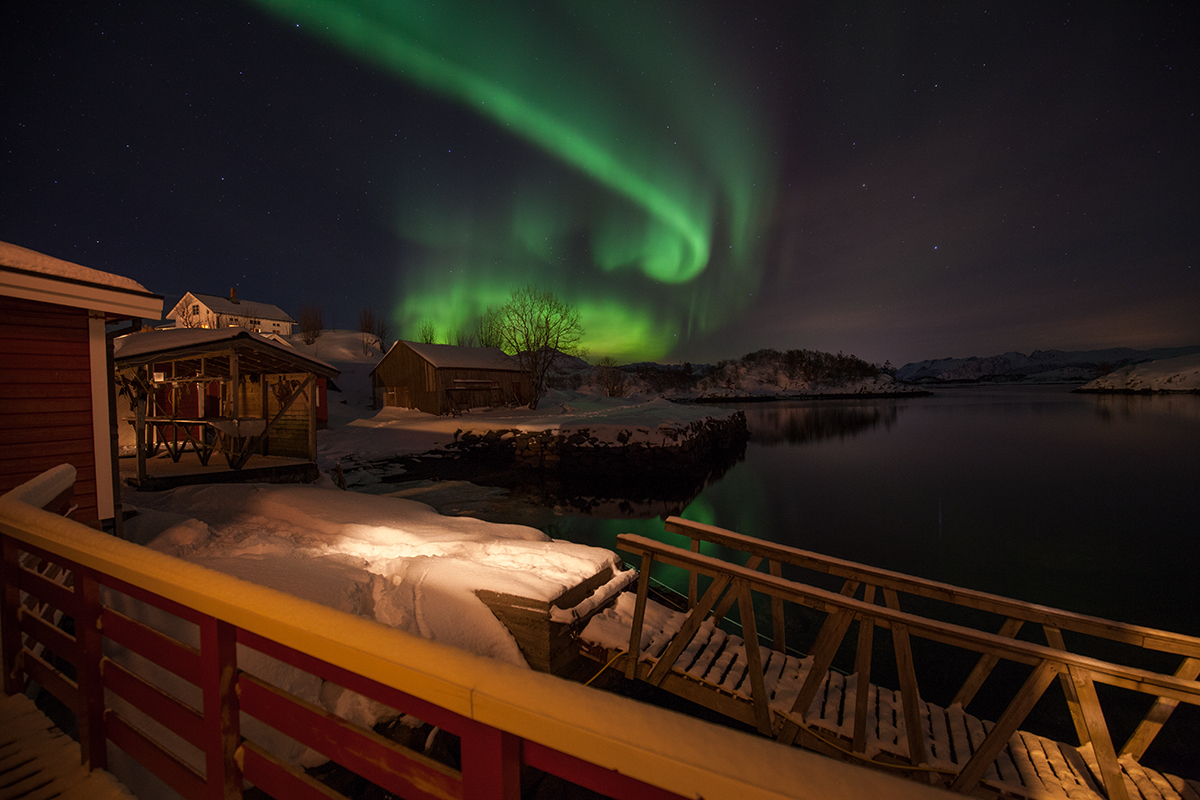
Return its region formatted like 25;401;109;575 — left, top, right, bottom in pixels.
3;1;1196;366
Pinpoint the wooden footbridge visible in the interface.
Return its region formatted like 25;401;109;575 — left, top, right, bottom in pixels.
579;517;1200;800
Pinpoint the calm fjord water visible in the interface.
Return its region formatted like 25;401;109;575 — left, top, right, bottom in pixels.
556;385;1200;638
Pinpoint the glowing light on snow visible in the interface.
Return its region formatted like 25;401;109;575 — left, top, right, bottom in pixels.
248;0;776;360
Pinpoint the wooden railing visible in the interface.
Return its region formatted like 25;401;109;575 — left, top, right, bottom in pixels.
0;474;949;800
617;517;1200;799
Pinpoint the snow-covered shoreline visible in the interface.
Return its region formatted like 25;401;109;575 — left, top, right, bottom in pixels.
1074;353;1200;394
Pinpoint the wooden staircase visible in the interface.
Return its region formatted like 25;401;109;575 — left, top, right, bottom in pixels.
579;517;1200;800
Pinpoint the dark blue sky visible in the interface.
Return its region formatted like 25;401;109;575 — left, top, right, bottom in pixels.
2;1;1196;365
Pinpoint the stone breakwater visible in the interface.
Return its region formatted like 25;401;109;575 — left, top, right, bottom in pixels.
447;410;750;474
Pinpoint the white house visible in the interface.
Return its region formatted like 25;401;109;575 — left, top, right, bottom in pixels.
167;289;296;335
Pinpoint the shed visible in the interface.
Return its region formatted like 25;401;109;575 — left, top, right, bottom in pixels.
370;341;532;415
0;240;163;531
112;328;339;488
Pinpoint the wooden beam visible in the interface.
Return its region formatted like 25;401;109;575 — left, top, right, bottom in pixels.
1068;665;1129;800
953;617;1023;709
1121;656;1200;759
852;585;875;754
735;578;772;735
950;659;1057;794
625;552;653;680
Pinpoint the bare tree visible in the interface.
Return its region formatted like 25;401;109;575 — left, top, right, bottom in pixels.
495;286;584;409
417;320;438;344
474;307;503;349
358;307;378;355
175;299;199;328
596;356;628;397
454;327;477;348
373;316;391;351
299;305;324;345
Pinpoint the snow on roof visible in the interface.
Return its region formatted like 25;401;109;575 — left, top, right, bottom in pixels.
398;340;524;372
184;292;296;323
113;327;339;376
0;240;152;294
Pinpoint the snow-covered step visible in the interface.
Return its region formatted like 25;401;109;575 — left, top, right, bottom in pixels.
0;693;136;800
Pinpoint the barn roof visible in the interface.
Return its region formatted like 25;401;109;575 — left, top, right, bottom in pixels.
184;292;296;323
381;340;526;372
113;327;339;379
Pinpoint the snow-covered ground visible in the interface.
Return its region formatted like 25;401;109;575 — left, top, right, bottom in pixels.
124;480;629;669
1077;353;1200;392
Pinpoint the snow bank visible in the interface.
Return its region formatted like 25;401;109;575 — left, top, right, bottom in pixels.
319;390;745;471
1077;353;1200;393
125;483;629;668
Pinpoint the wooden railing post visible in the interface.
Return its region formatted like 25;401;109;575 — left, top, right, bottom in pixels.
768;559;785;653
626;552;653;679
200;616;242;799
851;585;876;754
1043;624;1089;747
735;579;772;735
1068;665;1130;800
883;588;927;766
76;566;107;769
1;535;23;696
461;723;520;800
687;538;700;609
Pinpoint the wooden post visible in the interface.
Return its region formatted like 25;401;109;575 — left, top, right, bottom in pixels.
852;585;876;754
1068;665;1130;800
200;616;242;799
460;724;520;800
76;567;106;769
688;537;700;610
952;617;1023;709
768;559;785;653
135;370;148;486
1121;656;1200;759
883;588;927;766
1;535;24;696
229;351;240;422
307;372;317;463
625;552;654;679
735;579;772;735
1043;624;1089;746
950;659;1057;794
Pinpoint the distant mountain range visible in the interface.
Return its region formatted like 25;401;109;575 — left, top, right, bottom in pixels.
895;346;1200;385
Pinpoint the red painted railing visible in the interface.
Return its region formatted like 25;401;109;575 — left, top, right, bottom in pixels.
0;472;946;800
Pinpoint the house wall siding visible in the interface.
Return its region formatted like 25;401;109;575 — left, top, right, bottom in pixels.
0;295;99;521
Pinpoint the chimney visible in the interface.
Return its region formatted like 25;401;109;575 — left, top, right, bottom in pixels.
230;287;239;304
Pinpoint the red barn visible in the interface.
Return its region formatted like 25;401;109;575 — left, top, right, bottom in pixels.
0;241;162;532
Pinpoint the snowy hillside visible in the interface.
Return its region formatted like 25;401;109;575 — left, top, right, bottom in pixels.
1076;353;1200;393
285;329;386;426
895;346;1200;384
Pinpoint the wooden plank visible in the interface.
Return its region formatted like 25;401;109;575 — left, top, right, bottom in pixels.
852;585;876;754
23;648;80;715
105;710;207;800
950;658;1057;794
953;617;1024;709
646;572;733;687
884;588;927;766
523;739;687;800
768;559;785;652
1044;624;1091;747
239;673;462;800
789;607;853;720
102;658;205;750
1069;665;1130;800
18;606;78;665
238;629;465;731
625;552;653;679
242;740;346;800
735;579;772;735
101;608;202;686
18;563;80;617
661;517;1200;659
199;616;241;799
1121;657;1200;759
685;626;726;681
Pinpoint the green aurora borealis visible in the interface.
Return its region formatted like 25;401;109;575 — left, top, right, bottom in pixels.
250;0;775;360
